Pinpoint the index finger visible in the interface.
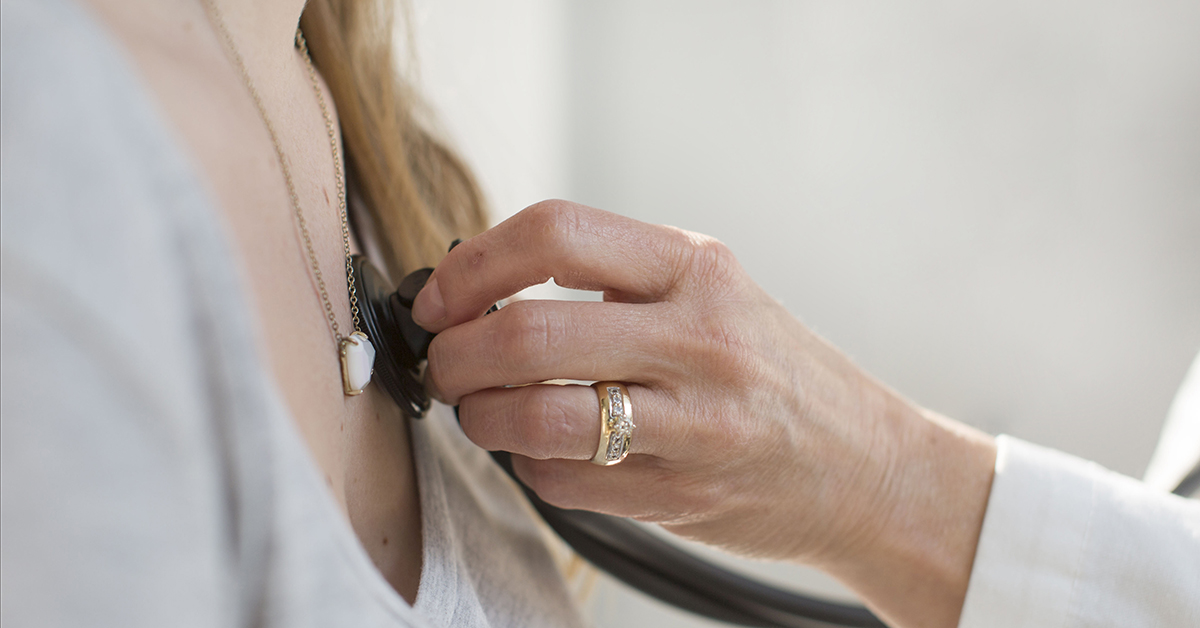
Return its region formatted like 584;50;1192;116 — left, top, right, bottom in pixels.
412;200;696;332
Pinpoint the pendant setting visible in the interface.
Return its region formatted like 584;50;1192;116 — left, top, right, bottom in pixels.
340;331;376;396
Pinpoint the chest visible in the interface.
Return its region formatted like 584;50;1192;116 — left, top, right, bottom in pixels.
85;2;424;601
154;46;376;495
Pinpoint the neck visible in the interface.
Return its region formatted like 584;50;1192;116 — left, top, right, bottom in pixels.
206;0;309;61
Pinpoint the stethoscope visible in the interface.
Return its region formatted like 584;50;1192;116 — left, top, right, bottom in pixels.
351;249;886;628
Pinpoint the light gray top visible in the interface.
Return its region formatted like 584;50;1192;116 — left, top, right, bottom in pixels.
0;1;585;626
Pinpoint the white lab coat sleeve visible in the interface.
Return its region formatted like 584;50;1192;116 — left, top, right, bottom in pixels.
957;435;1200;628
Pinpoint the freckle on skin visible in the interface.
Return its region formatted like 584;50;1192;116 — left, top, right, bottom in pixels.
382;537;389;546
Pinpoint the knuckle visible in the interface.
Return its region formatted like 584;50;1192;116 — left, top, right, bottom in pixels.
660;228;743;297
687;235;740;285
514;388;577;459
713;401;759;452
653;226;700;292
494;303;563;376
497;304;548;366
714;321;754;374
675;397;761;497
660;225;699;256
522;200;582;253
686;310;758;388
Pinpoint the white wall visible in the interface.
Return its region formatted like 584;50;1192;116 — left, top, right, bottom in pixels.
408;0;571;220
412;1;1200;626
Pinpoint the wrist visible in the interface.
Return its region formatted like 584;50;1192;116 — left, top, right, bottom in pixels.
819;388;997;628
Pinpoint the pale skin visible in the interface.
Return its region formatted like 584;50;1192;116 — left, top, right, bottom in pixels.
414;201;998;628
83;0;995;625
82;0;423;603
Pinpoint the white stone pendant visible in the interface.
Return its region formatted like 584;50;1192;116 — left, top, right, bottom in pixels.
340;331;376;396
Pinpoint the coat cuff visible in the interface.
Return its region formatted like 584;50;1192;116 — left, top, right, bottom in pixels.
958;436;1097;628
958;435;1200;628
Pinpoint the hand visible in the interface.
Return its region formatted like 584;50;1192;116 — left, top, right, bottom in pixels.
413;200;996;628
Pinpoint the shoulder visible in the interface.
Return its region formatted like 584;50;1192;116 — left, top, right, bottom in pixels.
1;2;269;624
1;0;237;400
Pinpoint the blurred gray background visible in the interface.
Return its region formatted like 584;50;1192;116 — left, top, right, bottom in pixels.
409;0;1200;625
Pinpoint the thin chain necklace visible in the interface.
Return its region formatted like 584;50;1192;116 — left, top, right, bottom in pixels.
203;1;376;396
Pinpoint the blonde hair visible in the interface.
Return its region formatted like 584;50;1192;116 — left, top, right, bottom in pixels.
299;0;489;280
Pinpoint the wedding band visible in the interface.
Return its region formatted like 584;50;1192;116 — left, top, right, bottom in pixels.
591;382;634;466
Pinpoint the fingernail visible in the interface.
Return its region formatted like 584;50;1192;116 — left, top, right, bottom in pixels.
412;277;446;327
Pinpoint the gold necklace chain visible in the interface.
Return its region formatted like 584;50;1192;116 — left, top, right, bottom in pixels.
203;1;361;345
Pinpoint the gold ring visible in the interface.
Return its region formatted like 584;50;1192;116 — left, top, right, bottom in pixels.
591;382;634;466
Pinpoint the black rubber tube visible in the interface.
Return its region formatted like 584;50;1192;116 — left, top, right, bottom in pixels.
490;451;886;628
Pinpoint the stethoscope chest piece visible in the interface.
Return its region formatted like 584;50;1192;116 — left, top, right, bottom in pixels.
351;254;435;418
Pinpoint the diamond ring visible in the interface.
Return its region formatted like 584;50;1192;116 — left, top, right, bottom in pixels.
591;382;634;466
